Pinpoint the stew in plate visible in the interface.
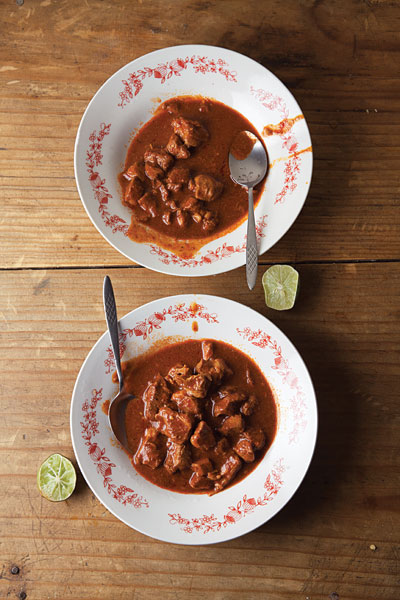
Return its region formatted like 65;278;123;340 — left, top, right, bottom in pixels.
118;96;268;258
115;339;277;494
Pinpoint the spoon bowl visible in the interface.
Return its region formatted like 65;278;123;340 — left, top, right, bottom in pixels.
229;131;268;290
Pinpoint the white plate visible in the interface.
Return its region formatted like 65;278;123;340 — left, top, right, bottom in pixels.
70;295;317;545
74;45;312;276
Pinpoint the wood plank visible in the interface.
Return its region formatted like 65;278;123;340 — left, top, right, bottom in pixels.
0;264;399;599
1;0;400;268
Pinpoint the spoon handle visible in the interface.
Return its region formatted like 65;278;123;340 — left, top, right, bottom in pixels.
246;187;258;290
103;276;123;390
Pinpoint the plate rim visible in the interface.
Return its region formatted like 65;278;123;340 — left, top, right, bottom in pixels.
74;44;313;276
70;293;318;545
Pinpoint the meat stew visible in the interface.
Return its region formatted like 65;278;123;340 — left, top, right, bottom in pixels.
117;339;277;495
118;96;268;259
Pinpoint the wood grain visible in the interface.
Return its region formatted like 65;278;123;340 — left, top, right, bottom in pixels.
0;265;399;599
1;0;400;268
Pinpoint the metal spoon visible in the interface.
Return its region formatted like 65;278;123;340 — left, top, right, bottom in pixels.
103;275;133;452
229;131;268;290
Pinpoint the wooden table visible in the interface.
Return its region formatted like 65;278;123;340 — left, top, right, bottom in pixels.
1;1;399;598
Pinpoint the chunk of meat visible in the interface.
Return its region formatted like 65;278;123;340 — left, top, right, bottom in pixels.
176;209;189;228
158;185;178;211
164;440;191;474
188;174;223;202
240;394;257;416
166;364;191;386
137;192;157;218
196;357;232;386
145;162;164;182
156;181;169;203
214;437;230;457
189;472;213;490
212;395;238;417
144;147;174;171
167;364;209;397
180;196;202;213
172;116;209;147
244;427;266;450
192;458;213;476
219;414;245;437
189;457;213;490
135;427;164;470
202;340;213;361
180;197;205;225
233;428;266;462
212;386;245;417
202;210;218;232
218;387;246;403
181;374;209;398
191;211;203;224
166;134;191;159
156;407;194;443
190;421;216;450
167;199;178;211
162;211;172;226
125;161;145;181
171;390;202;418
211;453;242;493
233;436;255;463
142;374;171;420
166;166;190;192
123;177;144;207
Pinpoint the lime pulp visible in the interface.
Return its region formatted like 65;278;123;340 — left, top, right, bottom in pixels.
37;453;77;502
262;265;299;310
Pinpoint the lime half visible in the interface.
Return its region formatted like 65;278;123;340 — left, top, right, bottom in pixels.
262;265;299;310
37;454;76;502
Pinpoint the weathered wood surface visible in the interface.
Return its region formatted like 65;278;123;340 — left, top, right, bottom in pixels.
0;0;399;599
1;0;400;267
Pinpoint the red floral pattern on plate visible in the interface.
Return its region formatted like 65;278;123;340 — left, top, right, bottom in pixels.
169;459;285;534
237;327;307;444
86;123;129;235
104;302;219;373
250;87;301;205
118;55;237;108
149;215;268;267
80;388;149;508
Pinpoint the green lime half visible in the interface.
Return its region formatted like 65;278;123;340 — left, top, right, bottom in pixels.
262;265;299;310
37;453;77;502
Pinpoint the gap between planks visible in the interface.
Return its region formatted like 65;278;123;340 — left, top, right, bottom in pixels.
1;258;400;272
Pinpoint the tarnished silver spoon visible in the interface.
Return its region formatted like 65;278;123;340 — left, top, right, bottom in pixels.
229;131;268;290
103;275;133;452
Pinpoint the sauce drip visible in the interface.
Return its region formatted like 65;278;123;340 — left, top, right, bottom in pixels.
262;114;304;137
